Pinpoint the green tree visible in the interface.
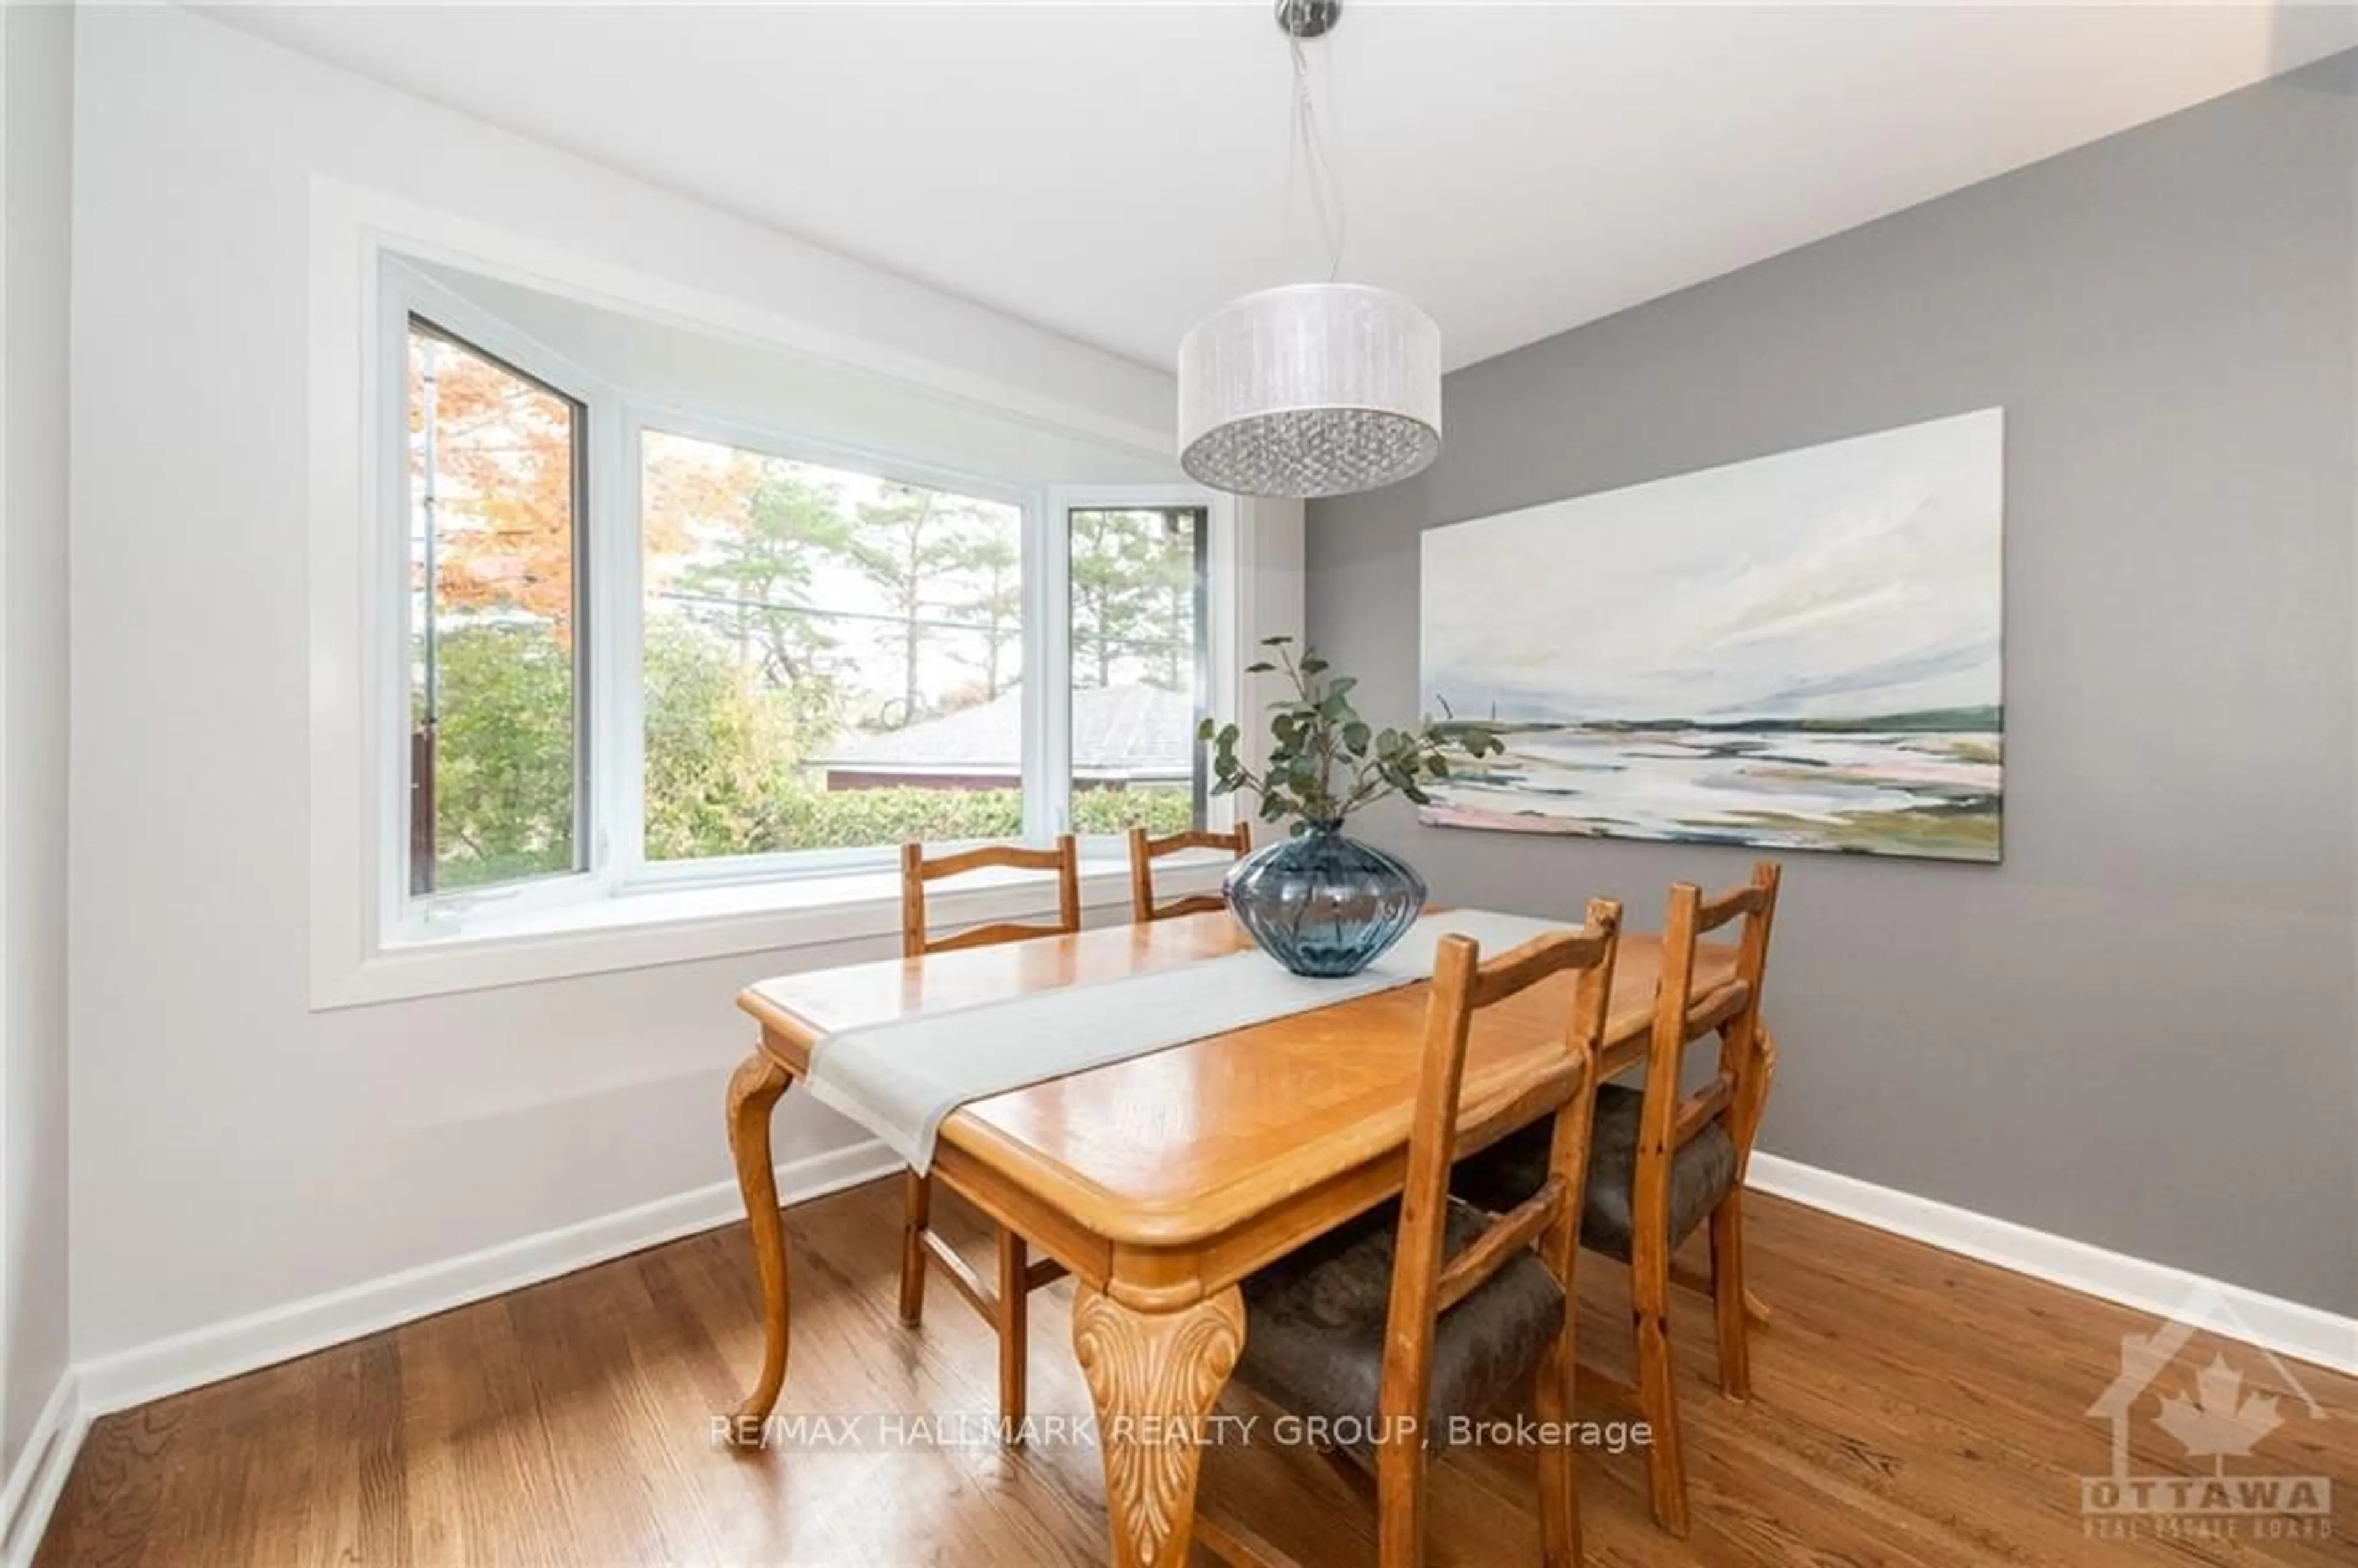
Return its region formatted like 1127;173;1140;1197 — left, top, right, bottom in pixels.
1139;511;1199;689
1070;509;1158;688
947;532;1021;700
643;618;795;861
683;475;844;677
427;623;577;888
844;485;1003;726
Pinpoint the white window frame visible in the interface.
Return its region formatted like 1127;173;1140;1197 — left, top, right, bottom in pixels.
308;195;1284;1009
380;262;615;937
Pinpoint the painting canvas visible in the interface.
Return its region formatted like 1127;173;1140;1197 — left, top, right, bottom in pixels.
1418;408;2002;862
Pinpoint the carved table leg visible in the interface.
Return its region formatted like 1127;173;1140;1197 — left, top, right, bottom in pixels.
1071;1284;1245;1568
726;1050;794;1432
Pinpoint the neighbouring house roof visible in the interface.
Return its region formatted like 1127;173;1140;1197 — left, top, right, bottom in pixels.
814;683;1197;781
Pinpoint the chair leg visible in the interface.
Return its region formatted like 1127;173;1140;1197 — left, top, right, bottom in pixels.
1629;1241;1691;1537
1710;1193;1753;1402
897;1170;930;1327
1532;1328;1584;1568
996;1227;1028;1438
1373;1422;1429;1568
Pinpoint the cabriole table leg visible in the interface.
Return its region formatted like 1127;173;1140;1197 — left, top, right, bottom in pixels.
725;1049;794;1435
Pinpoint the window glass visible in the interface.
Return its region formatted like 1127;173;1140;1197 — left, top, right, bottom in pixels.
406;320;585;893
1068;507;1207;836
639;430;1026;860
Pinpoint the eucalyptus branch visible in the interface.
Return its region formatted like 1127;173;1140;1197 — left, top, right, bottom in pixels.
1197;636;1508;835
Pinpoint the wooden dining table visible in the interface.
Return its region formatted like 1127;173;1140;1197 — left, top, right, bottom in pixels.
725;909;1743;1568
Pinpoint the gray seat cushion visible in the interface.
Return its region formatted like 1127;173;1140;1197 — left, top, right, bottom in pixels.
1451;1082;1738;1262
1234;1197;1564;1455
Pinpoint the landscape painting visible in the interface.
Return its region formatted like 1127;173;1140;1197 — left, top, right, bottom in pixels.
1418;408;2002;862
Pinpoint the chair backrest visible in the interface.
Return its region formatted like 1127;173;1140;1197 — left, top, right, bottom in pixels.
1126;823;1253;923
1636;860;1781;1187
1377;899;1624;1450
899;835;1082;959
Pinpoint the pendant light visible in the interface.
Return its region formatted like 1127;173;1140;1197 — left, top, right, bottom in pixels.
1177;0;1441;500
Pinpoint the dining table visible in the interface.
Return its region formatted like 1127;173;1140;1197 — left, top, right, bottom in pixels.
724;908;1747;1568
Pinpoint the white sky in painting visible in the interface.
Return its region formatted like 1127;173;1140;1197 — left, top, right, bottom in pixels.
1420;409;2002;723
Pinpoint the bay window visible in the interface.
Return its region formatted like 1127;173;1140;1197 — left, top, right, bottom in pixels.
379;258;1229;944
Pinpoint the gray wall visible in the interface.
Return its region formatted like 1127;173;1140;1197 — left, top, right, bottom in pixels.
1309;56;2357;1313
2;0;76;1497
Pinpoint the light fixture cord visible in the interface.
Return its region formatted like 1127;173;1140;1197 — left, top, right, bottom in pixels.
1283;31;1346;282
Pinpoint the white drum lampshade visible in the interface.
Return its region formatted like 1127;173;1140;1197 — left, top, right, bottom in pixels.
1176;282;1442;500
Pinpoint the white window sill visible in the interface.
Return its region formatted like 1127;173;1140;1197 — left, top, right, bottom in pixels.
312;854;1232;1011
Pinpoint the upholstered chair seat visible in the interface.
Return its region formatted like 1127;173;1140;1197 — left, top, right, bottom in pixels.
1234;1197;1565;1455
1454;1083;1739;1262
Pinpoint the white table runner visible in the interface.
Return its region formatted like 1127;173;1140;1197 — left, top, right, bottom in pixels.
792;908;1569;1173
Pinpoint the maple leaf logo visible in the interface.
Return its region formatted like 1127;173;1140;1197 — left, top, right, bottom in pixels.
2154;1355;2282;1473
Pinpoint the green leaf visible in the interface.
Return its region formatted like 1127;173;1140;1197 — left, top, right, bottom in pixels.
1342;720;1371;755
1261;634;1294;646
1243;661;1277;674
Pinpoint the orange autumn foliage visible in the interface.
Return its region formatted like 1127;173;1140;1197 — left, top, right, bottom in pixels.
410;329;688;641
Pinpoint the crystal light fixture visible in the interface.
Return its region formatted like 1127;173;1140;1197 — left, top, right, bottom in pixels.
1177;1;1442;500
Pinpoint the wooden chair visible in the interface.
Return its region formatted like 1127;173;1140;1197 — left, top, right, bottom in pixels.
1202;901;1624;1568
895;834;1082;1432
1455;860;1781;1536
1126;821;1253;923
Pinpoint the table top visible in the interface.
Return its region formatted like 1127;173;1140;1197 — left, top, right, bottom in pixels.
740;912;1737;1258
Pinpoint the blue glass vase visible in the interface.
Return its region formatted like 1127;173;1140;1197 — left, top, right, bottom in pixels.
1223;820;1427;978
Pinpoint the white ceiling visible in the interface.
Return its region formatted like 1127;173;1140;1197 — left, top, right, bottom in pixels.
204;1;2356;373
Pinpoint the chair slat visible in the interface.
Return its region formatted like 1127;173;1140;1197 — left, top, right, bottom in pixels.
1672;1071;1736;1150
1680;979;1752;1042
1463;927;1616;1011
1694;882;1770;933
916;840;1071;881
1138;827;1248;856
1455;1057;1589;1159
1434;1179;1564;1316
1153;892;1229;920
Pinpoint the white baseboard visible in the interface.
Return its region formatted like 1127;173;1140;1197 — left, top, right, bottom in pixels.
75;1139;902;1418
0;1369;87;1568
1748;1152;2358;1377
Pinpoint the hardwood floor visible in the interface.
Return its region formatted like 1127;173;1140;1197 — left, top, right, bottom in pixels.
36;1179;2356;1566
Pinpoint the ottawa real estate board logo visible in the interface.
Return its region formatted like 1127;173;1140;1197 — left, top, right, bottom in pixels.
2080;1285;2335;1543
